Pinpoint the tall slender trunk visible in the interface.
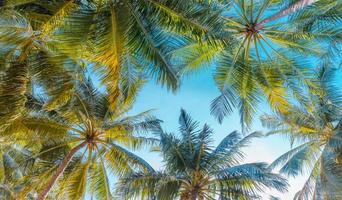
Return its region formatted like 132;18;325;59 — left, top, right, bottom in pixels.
256;0;318;28
37;141;87;200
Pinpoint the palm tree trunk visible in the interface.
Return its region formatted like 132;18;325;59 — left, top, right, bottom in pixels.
37;141;87;200
256;0;317;28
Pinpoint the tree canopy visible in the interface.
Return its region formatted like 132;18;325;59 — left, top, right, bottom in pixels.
0;0;342;199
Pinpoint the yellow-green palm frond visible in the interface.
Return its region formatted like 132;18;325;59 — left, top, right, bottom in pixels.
89;161;113;200
28;51;79;110
0;62;28;128
39;0;79;36
1;0;37;7
89;6;126;110
63;162;89;200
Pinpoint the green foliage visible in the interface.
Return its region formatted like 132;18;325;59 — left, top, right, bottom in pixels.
173;0;342;129
0;75;160;199
118;109;288;199
0;0;217;126
0;0;342;199
261;66;342;199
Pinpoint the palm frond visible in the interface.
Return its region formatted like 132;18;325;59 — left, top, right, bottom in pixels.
89;161;113;200
216;162;288;193
269;141;320;176
293;159;321;200
0;62;28;128
63;162;89;199
104;143;154;174
210;86;238;124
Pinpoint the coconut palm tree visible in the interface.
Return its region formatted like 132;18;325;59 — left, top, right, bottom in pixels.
0;7;84;129
0;0;220;126
261;66;342;199
3;75;161;200
174;0;342;129
118;109;288;200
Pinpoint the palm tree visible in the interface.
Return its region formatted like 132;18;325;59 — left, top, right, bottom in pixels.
0;0;219;125
118;109;288;200
0;8;83;129
5;75;161;200
174;0;342;129
261;66;342;199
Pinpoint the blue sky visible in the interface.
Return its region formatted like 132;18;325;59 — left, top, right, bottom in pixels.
128;67;308;200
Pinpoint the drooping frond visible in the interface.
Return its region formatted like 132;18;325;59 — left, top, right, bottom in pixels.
104;143;154;175
210;86;237;124
270;142;320;176
207;131;263;169
293;159;321;200
216;162;289;194
0;62;28;128
63;162;89;200
89;161;113;200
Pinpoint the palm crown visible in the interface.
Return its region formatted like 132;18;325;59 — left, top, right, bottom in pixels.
118;109;288;200
2;75;160;199
261;66;342;199
174;0;342;128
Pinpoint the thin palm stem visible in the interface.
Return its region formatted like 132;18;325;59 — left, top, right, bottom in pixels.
256;0;318;28
37;141;87;200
